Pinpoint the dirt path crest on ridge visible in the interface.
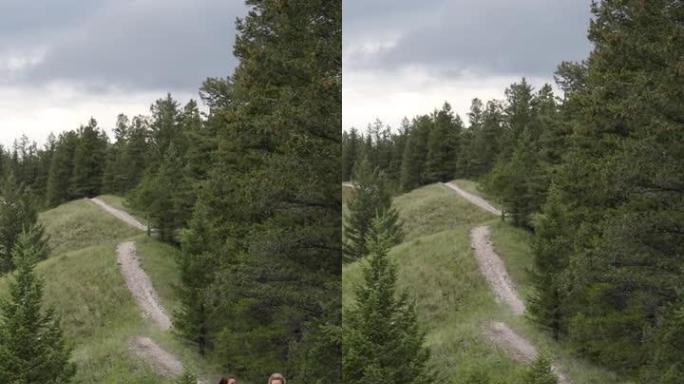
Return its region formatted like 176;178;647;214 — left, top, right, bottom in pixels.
444;182;501;215
91;197;147;231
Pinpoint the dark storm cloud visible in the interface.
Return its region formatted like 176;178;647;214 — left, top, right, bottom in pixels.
344;0;593;77
1;0;246;92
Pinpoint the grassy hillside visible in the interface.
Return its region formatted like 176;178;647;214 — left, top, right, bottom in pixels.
343;183;626;384
0;198;219;383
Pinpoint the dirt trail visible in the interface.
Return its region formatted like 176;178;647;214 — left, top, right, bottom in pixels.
470;227;570;383
444;182;501;216
91;198;147;231
470;226;526;316
117;241;172;331
129;336;184;377
486;322;571;384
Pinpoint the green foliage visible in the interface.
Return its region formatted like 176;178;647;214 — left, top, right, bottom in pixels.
46;131;79;207
342;128;361;181
343;217;433;384
185;1;342;382
522;357;557;384
0;174;48;274
174;196;220;355
176;371;198;384
0;231;76;383
521;0;684;377
424;103;461;183
344;157;401;262
70;118;108;198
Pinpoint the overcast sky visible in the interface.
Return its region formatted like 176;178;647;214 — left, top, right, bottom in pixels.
343;0;593;131
2;2;593;146
0;0;246;146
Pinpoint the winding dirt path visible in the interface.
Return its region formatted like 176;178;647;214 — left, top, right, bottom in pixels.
444;182;501;216
91;198;147;231
117;241;172;330
439;183;570;382
89;198;202;380
129;336;184;377
486;322;570;384
470;226;526;316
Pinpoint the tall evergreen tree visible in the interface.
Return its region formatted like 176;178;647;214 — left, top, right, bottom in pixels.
174;196;220;355
342;128;360;181
0;174;48;274
424;103;461;183
343;217;432;384
399;116;430;191
70;118;108;198
46;131;79;207
0;231;75;383
343;157;400;262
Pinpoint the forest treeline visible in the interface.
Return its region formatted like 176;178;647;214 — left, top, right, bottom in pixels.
0;1;341;382
342;1;683;383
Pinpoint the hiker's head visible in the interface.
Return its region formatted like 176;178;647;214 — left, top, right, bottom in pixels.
268;373;286;384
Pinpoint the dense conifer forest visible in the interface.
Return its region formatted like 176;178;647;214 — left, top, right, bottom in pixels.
342;1;683;382
0;1;341;382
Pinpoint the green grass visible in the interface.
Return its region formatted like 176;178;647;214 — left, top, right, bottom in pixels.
343;182;627;384
39;199;140;256
1;196;220;383
392;183;493;241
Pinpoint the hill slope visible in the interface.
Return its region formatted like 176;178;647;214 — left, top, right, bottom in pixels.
343;183;628;384
0;198;219;383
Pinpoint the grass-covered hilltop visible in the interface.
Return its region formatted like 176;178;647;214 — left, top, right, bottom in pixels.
342;1;683;383
0;0;341;383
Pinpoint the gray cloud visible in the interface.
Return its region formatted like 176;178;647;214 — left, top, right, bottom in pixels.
1;0;246;92
344;0;592;77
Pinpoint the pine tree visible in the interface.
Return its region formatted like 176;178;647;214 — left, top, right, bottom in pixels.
198;1;342;381
174;197;219;355
131;144;187;243
523;357;557;384
424;103;461;183
70;118;107;198
529;186;570;340
342;128;360;181
0;231;76;383
343;157;400;262
470;101;503;177
399;116;430;191
121;116;149;192
0;175;48;274
342;217;432;384
46;131;79;207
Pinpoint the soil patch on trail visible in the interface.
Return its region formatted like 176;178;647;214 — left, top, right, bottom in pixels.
470;226;526;315
117;241;172;330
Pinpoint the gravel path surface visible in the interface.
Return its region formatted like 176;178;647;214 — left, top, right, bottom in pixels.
91;198;147;231
117;241;172;331
129;336;184;377
485;322;570;384
444;182;501;215
470;226;526;316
